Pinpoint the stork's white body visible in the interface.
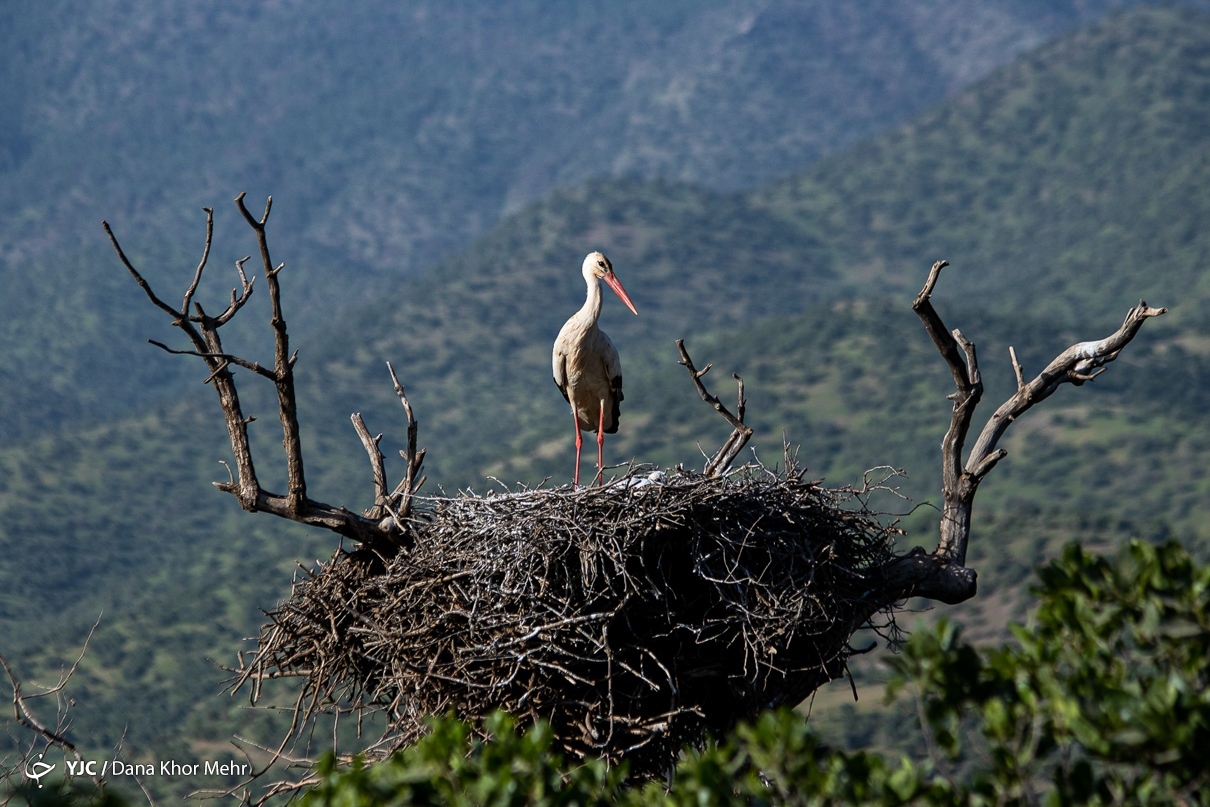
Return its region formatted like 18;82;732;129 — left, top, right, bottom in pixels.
553;292;624;435
552;252;637;486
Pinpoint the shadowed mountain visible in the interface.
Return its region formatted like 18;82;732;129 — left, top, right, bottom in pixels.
3;0;1205;440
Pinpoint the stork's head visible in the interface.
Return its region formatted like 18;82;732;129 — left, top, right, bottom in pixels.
583;251;638;315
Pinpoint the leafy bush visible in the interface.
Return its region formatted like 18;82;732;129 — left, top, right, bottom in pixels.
301;713;625;806
886;538;1210;805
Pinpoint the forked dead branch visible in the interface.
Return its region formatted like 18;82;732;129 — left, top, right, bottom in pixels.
104;195;425;550
106;200;1164;794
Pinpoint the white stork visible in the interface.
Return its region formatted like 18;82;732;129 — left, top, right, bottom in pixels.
552;251;638;487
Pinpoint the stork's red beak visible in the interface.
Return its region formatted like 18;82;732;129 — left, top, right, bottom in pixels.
603;272;638;315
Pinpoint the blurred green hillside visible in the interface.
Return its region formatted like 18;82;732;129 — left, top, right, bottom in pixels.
3;5;1210;802
0;0;1197;441
291;5;1210;495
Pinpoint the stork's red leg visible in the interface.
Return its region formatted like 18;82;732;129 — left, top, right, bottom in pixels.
595;402;606;486
571;409;583;488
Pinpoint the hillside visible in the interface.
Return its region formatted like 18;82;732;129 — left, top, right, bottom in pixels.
755;6;1210;322
3;6;1210;800
289;6;1210;493
1;0;1202;442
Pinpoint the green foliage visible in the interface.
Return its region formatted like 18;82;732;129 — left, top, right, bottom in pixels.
298;709;945;807
302;713;626;807
887;539;1210;804
673;710;956;807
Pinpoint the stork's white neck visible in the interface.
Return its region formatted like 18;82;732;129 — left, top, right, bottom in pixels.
577;271;603;325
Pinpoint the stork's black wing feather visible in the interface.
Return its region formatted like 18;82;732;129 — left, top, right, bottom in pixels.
605;372;623;434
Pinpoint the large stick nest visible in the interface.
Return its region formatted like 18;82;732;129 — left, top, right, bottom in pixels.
242;463;902;775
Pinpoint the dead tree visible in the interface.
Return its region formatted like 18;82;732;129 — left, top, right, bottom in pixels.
879;260;1166;605
104;195;425;554
106;202;1164;788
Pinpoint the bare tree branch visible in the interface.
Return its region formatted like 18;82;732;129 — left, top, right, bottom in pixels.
181;207;214;316
911;261;983;568
108;197;417;551
676;340;754;476
886;261;1167;603
211;257;256;327
352;413;390;523
103;221;186;322
1009;345;1025;391
387;361;427;520
0;614;105;794
146;339;275;380
0;654;82;760
234;192;306;515
964;299;1168;481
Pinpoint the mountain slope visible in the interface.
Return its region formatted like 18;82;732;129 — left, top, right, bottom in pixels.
754;6;1210;319
286;7;1210;494
4;0;1168;270
2;0;1203;441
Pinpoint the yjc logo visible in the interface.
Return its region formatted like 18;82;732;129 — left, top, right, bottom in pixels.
64;760;99;776
23;753;55;788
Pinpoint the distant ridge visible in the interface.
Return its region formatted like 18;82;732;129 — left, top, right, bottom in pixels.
3;0;1208;441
